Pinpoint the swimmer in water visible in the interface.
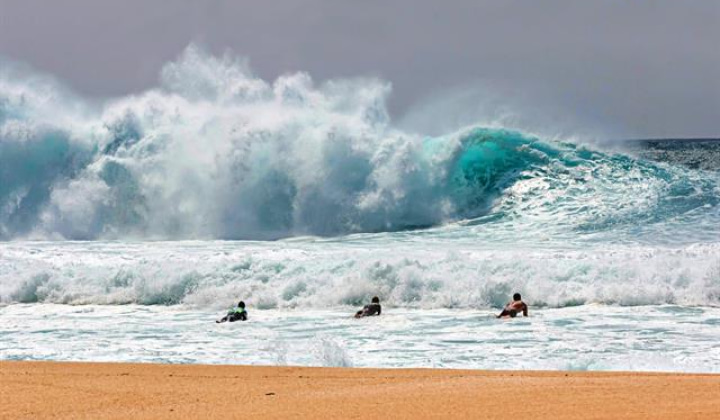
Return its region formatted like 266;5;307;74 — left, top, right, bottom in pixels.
497;293;528;318
216;301;248;323
355;296;382;318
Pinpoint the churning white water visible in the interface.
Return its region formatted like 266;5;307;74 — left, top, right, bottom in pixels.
2;46;720;371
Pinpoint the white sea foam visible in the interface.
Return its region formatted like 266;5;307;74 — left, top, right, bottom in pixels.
2;304;719;372
2;46;720;372
1;241;719;309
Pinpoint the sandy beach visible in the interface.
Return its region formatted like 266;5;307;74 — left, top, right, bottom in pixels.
2;361;719;419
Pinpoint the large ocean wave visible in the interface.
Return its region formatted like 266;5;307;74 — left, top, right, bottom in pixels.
2;45;719;241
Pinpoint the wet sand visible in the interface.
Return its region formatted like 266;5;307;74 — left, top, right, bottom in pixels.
2;361;719;419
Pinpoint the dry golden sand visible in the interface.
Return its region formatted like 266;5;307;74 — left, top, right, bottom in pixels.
1;361;719;419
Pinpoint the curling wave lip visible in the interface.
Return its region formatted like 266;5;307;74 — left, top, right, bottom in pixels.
1;45;718;242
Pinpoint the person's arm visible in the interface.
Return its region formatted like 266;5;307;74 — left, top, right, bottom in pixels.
522;303;528;317
497;302;510;318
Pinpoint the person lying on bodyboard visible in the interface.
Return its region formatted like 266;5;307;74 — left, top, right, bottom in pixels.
497;293;528;318
355;296;381;318
217;301;248;323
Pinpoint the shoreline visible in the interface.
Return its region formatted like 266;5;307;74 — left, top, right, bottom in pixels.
3;361;720;419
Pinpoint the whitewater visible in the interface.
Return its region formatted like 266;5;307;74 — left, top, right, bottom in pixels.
2;46;720;372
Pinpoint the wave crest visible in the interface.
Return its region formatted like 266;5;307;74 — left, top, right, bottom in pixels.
1;45;718;241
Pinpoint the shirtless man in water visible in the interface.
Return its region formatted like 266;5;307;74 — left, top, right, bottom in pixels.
497;293;528;318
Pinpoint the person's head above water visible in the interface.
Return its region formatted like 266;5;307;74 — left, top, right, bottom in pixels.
238;301;245;308
371;296;380;304
513;293;522;301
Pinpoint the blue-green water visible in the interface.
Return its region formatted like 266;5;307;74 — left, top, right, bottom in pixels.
2;47;719;371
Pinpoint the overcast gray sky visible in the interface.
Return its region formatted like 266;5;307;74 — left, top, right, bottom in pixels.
0;0;718;139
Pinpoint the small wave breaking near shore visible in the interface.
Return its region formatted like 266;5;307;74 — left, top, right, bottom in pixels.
2;241;720;308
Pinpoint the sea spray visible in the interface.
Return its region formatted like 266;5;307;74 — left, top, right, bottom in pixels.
2;45;719;241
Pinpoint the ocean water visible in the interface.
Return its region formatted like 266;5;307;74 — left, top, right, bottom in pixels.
2;304;720;372
1;46;720;372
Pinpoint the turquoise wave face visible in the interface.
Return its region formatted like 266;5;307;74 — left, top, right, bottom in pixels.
445;128;556;219
1;46;719;243
431;128;720;245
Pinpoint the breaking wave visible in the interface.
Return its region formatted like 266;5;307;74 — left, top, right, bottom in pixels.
2;46;720;310
1;241;720;308
2;45;719;241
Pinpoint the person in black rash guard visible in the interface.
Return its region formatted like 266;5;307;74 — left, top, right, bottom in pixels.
355;296;381;318
216;301;248;323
